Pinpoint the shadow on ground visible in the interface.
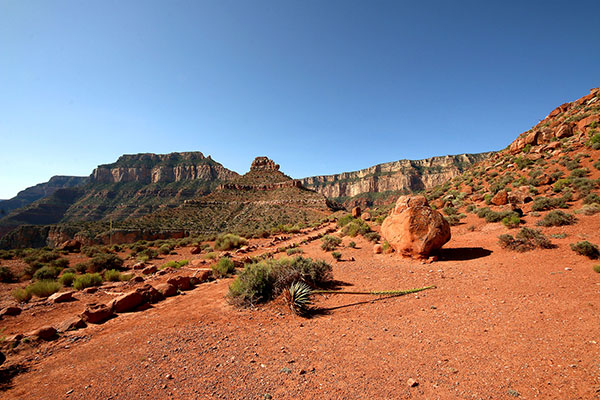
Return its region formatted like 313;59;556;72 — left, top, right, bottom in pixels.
436;247;492;261
0;362;29;391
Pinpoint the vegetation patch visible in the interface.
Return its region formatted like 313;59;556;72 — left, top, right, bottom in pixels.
214;234;248;251
73;273;103;290
498;228;554;252
0;266;15;283
537;210;577;227
531;196;568;211
321;235;342;251
570;241;599;259
25;280;61;298
212;257;236;278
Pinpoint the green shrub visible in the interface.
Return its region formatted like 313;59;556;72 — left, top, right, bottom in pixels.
502;214;521;229
286;248;304;256
228;257;332;307
161;260;189;269
593;265;600;273
0;250;15;260
531;196;568;211
321;235;342;251
336;214;355;227
26;280;61;298
570;168;589;178
212;257;235;278
498;228;554;252
445;215;461;226
59;272;76;287
341;220;370;237
158;244;173;255
11;288;32;303
87;253;124;273
570;241;599;259
33;266;60;281
49;258;69;269
584;193;600;204
203;252;217;260
74;262;88;273
594;160;600;171
137;248;159;262
364;232;381;242
104;269;123;282
476;208;520;223
348;241;356;248
552;179;571;193
551;233;567;239
331;251;342;260
575;203;600;215
537;210;577;227
214;234;248;251
0;266;15;282
73;273;103;290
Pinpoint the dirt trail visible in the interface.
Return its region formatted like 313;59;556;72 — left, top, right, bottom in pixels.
2;215;600;399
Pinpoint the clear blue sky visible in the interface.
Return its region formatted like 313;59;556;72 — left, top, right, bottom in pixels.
1;0;599;199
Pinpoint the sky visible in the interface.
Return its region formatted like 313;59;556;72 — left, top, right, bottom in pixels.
1;0;599;199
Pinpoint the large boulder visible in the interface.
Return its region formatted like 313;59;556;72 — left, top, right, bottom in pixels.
108;291;145;313
381;196;451;259
81;303;114;324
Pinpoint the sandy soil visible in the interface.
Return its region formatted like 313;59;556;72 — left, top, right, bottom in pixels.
1;215;599;399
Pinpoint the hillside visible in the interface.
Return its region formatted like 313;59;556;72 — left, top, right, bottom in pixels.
301;152;492;208
0;176;88;216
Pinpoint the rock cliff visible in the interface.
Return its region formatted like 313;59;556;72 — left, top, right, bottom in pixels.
301;153;492;206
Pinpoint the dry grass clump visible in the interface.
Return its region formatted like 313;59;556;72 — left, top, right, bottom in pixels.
212;257;235;278
321;235;342;251
537;210;577;227
570;241;599;259
498;228;554;252
214;234;248;251
73;273;103;290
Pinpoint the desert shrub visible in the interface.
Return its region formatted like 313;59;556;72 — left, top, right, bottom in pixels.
443;206;457;216
26;280;61;298
593;265;600;273
531;196;568;211
74;262;88;273
341;220;370;237
49;258;69;269
502;214;521;229
594;160;600;170
161;260;189;269
212;257;235;278
570;168;589;178
321;235;342;251
588;133;600;149
214;234;248;251
515;157;533;169
286;248;304;256
11;288;32;303
0;250;15;260
87;253;124;273
103;269;123;282
498;228;554;252
381;241;393;254
576;203;600;215
228;257;332;307
465;204;476;213
331;251;342;261
0;266;15;282
476;208;519;223
82;245;108;258
551;233;567;239
348;241;356;248
58;272;76;287
129;243;148;254
445;215;461;226
336;214;355;227
570;241;599;259
364;232;381;242
158;244;173;255
137;248;159;262
571;178;598;195
73;273;103;290
537;210;577;227
203;252;217;260
33;266;60;281
584;193;600;204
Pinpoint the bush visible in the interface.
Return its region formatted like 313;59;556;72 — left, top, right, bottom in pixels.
49;258;69;269
593;265;600;273
476;208;520;223
531;196;568;211
537;210;577;227
445;215;461;226
331;251;342;260
74;262;88;273
136;248;159;262
228;257;332;307
583;193;600;204
87;253;124;273
0;266;15;283
73;273;103;290
336;214;355;227
570;168;589;178
321;235;342;251
502;214;521;229
161;260;189;269
576;203;600;216
11;288;32;303
158;244;173;255
26;280;61;298
364;232;381;242
286;248;304;256
341;220;371;237
59;272;76;287
212;257;235;278
348;241;356;248
594;160;600;171
498;228;554;252
214;234;248;251
33;266;60;281
104;269;123;282
570;241;599;259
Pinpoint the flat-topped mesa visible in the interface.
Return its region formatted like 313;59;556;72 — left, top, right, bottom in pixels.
250;157;280;171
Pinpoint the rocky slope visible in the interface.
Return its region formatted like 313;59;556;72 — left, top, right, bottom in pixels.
301;153;492;207
0;175;88;216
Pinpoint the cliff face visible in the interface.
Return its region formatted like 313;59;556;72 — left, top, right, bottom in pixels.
0;175;88;215
301;153;493;203
91;152;238;184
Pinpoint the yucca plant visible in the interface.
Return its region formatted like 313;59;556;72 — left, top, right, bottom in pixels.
286;281;436;315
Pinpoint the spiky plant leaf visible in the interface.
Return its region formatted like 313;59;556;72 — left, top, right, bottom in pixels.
287;281;313;315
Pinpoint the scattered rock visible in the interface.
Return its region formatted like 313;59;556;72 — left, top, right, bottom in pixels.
491;190;508;206
131;276;145;283
361;212;371;221
81;303;114;324
190;246;203;255
167;276;193;291
407;378;419;387
58;316;87;332
381;196;450;259
373;244;383;254
59;239;81;252
108;291;145;313
83;287;98;294
48;291;76;303
27;326;57;341
136;284;164;304
191;269;212;284
132;262;146;270
1;334;23;350
0;306;22;317
156;283;177;297
142;265;158;275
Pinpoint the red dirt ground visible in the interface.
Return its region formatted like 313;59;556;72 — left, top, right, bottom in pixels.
1;215;600;399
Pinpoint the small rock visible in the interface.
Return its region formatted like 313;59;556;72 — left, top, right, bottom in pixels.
156;283;177;297
81;303;114;324
131;276;145;283
142;265;158;275
407;378;419;387
27;326;57;341
167;276;193;291
58;316;87;332
373;244;383;254
165;373;173;379
132;262;146;270
66;389;74;395
82;287;98;294
108;291;145;313
49;291;76;303
0;306;22;317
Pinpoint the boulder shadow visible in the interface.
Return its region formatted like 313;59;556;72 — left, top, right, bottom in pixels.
0;362;29;391
435;247;492;261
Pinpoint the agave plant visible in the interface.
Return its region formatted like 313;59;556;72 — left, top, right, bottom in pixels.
286;281;436;315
